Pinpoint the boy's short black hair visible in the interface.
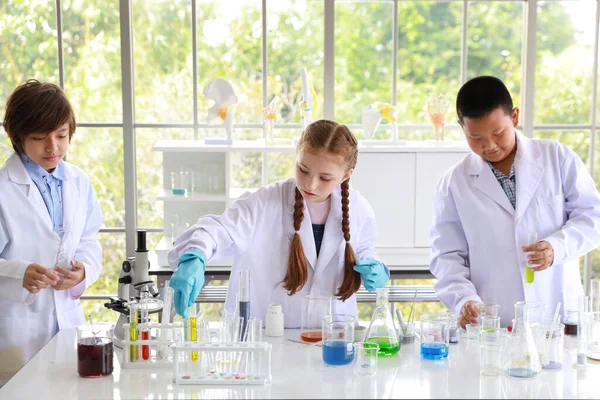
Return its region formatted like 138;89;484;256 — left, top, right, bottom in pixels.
3;79;76;154
456;76;514;123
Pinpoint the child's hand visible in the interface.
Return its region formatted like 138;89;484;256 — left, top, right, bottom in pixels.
52;260;86;291
521;240;555;271
23;263;60;294
459;300;481;329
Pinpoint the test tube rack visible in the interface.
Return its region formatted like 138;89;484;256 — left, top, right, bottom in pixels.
172;342;273;385
120;322;183;369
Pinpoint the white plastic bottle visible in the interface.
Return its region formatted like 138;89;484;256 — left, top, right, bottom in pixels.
265;304;284;337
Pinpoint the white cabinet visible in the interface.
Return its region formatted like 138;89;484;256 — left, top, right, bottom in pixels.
414;152;469;247
152;140;469;267
352;153;416;247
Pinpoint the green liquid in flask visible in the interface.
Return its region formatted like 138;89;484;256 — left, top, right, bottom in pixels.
365;336;400;357
525;266;535;283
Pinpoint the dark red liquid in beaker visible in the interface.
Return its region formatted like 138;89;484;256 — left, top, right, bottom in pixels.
300;331;322;343
564;323;578;336
77;337;113;378
142;331;150;360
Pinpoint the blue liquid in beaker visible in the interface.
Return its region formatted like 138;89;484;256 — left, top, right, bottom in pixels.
420;342;449;360
507;367;539;378
322;340;354;366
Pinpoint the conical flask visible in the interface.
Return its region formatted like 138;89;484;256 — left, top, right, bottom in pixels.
504;301;542;378
365;288;400;356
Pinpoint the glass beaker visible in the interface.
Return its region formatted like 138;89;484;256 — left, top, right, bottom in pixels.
171;168;188;196
481;316;501;332
504;302;542;378
476;303;501;324
365;288;400;357
322;314;355;366
420;313;449;360
300;295;332;342
354;342;379;377
515;301;545;325
466;323;481;340
532;319;564;369
445;313;459;344
480;330;507;376
587;311;600;361
77;322;114;378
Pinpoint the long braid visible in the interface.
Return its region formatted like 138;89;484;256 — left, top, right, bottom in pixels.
283;187;309;294
335;179;361;301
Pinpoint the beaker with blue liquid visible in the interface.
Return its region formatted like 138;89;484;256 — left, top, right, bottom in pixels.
420;314;449;360
322;314;355;366
322;314;354;365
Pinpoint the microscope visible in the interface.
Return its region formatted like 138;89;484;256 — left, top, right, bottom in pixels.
104;229;163;348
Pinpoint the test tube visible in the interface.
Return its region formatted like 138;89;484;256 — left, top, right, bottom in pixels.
140;292;150;361
525;232;538;283
576;295;589;367
129;303;139;362
184;304;198;363
239;270;250;341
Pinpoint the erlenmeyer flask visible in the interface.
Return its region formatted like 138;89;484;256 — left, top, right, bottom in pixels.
504;301;542;378
365;288;399;357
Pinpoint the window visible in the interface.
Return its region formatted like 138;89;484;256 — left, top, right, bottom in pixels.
1;0;599;323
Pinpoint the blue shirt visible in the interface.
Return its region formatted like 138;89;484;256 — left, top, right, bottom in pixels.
19;153;65;232
312;224;325;256
487;162;516;209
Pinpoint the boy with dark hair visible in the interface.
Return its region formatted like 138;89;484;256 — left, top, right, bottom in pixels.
0;79;103;385
430;75;600;328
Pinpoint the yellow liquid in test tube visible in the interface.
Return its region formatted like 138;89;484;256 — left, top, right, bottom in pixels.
190;317;198;362
129;308;139;362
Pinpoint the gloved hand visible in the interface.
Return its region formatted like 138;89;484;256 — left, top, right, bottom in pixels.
353;258;389;291
169;249;207;318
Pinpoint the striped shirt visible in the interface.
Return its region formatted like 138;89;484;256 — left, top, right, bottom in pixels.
488;162;516;209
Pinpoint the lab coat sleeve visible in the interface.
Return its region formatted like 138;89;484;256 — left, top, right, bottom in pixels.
0;205;35;304
429;177;481;315
167;188;267;270
354;197;387;274
69;180;103;300
543;145;600;266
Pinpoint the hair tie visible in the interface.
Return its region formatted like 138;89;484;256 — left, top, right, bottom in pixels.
295;231;300;234
346;240;351;244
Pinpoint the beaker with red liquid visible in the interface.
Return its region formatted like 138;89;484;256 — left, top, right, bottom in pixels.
77;323;114;378
300;295;331;343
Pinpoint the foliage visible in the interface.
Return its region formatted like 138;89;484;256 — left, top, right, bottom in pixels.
1;0;598;323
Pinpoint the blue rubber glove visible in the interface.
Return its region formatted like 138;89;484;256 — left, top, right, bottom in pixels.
169;249;207;318
353;258;389;291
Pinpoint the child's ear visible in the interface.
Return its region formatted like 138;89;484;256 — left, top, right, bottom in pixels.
512;107;520;127
343;168;354;183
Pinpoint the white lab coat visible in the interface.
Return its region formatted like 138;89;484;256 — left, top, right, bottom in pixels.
169;178;378;327
430;132;600;326
0;153;103;384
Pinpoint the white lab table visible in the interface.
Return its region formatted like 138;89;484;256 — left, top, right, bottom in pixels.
1;328;598;399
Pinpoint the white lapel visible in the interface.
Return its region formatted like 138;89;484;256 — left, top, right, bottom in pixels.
6;154;54;231
467;152;515;216
513;132;544;220
60;163;80;236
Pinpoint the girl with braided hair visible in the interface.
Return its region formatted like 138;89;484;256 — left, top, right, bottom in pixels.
168;119;388;326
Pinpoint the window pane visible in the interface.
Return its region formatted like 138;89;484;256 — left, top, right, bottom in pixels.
197;0;263;124
67;127;125;227
533;130;590;167
230;151;262;190
0;129;12;161
268;151;295;184
267;0;324;124
62;1;122;122
467;1;524;105
133;0;193;123
534;0;596;124
397;1;462;127
0;0;59;117
336;1;393;124
83;232;126;321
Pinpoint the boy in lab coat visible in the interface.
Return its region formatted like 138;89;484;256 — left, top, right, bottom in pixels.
429;75;600;328
0;80;103;385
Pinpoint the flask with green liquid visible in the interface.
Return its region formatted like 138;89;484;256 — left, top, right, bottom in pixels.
365;288;400;357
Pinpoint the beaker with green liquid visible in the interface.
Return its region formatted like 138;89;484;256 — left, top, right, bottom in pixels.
365;288;400;357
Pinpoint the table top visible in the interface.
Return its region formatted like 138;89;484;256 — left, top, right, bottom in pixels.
1;328;598;399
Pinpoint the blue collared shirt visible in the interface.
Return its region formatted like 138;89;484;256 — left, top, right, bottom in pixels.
19;153;65;232
487;162;516;209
